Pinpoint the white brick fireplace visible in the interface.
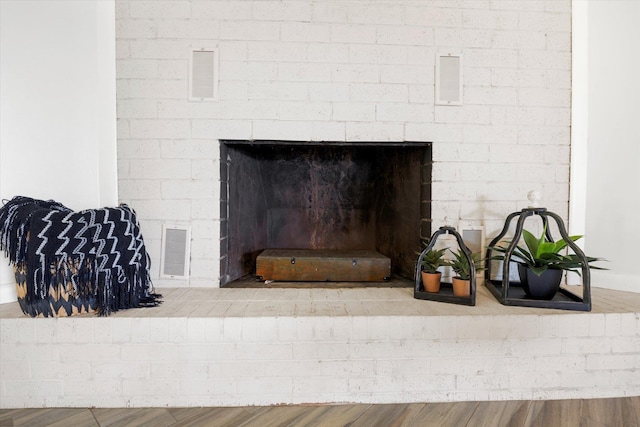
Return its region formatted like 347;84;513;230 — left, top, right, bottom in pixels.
3;1;640;410
115;0;572;288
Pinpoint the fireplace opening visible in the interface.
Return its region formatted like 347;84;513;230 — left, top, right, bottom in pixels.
219;140;432;286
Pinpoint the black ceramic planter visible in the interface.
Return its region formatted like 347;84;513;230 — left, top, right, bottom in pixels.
517;264;563;300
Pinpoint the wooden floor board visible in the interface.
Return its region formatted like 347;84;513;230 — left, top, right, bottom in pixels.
167;407;257;427
44;409;100;427
581;397;640;427
90;408;176;427
401;401;478;427
0;408;98;427
235;405;319;427
524;399;583;427
277;403;371;427
347;403;421;427
1;398;639;427
465;400;530;427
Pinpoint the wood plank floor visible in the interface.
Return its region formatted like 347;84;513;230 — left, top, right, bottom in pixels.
1;397;639;427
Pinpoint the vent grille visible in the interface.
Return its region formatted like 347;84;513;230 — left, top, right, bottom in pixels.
160;225;191;278
435;53;463;105
189;48;218;101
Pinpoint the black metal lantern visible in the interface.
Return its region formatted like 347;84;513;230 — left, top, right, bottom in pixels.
414;226;476;306
484;207;591;311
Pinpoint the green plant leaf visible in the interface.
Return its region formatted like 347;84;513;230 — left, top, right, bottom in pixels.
529;265;549;276
488;225;606;277
418;246;449;273
522;229;539;259
551;239;568;253
513;246;534;265
537;241;557;258
448;249;484;280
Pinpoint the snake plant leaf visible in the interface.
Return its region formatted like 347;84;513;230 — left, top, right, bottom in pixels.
418;247;449;273
529;265;550;276
513;246;534;264
522;229;539;258
488;223;605;276
537;241;558;259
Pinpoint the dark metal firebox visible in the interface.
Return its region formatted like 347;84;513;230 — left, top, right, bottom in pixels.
219;140;432;286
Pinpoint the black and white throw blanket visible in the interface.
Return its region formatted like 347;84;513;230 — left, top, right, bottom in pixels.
0;196;160;316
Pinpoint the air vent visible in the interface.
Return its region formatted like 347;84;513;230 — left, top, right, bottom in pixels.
189;48;218;101
160;225;191;279
435;53;463;105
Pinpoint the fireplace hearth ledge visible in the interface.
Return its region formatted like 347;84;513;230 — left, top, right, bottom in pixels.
1;285;639;408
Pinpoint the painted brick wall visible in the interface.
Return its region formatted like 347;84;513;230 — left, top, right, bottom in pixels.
2;309;639;407
115;0;572;287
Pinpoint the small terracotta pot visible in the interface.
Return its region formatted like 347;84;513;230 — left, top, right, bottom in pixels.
452;277;471;297
421;271;442;293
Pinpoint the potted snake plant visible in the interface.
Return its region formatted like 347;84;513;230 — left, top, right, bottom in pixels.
489;224;607;299
418;247;448;293
448;250;484;297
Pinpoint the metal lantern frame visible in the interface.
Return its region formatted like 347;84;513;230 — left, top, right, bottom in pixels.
484;207;591;311
414;226;476;306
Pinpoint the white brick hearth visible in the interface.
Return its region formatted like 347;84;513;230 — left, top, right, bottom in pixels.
2;285;639;408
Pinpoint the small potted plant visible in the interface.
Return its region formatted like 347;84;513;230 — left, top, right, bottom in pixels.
448;249;484;297
489;224;606;299
418;247;448;293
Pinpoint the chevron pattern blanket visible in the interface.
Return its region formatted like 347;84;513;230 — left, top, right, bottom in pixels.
0;196;160;316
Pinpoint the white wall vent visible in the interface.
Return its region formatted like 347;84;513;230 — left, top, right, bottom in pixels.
160;224;191;279
189;47;218;101
435;53;463;105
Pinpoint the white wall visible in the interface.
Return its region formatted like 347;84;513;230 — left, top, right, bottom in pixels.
0;1;118;303
582;0;640;292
